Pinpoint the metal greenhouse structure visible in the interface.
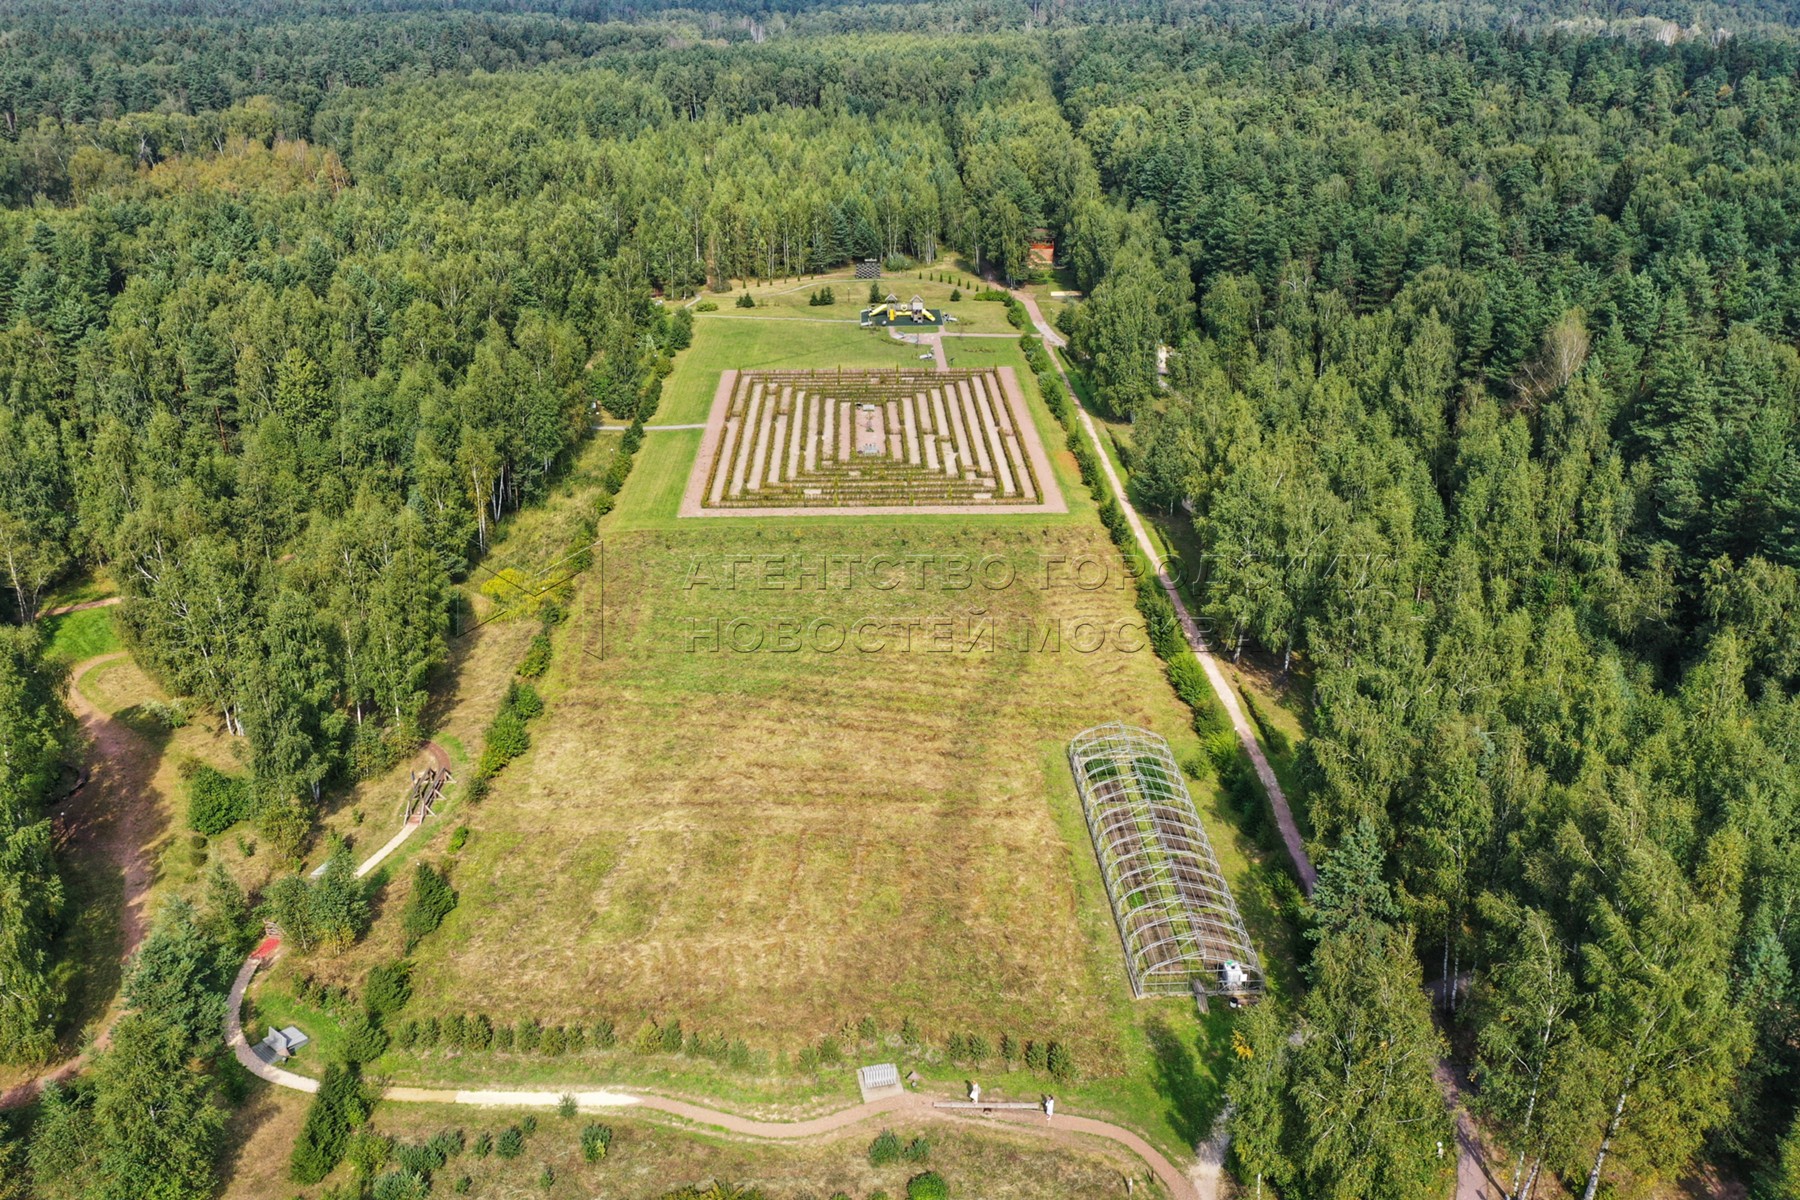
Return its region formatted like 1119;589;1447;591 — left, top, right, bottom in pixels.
1068;723;1262;998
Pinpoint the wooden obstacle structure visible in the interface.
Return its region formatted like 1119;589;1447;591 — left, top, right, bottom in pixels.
402;766;449;826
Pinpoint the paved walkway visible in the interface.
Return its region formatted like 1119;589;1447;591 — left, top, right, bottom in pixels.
1011;287;1316;894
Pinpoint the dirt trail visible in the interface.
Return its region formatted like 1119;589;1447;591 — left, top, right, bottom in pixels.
230;1003;1199;1200
1010;286;1316;894
0;651;165;1110
38;595;124;618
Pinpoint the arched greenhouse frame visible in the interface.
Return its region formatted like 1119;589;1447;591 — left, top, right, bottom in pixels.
1068;723;1262;998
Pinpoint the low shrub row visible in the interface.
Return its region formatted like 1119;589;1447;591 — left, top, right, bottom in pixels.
1239;686;1293;758
382;1007;1078;1081
471;680;544;786
868;1129;930;1166
593;418;645;518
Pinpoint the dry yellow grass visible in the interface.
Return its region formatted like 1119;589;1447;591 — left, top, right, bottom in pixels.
407;520;1209;1069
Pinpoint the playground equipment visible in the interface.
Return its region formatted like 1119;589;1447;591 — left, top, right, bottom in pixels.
861;293;944;327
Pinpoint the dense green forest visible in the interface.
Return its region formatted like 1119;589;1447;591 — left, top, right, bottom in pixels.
1;3;1799;1198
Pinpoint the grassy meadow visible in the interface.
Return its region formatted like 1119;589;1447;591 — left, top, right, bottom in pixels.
274;307;1300;1163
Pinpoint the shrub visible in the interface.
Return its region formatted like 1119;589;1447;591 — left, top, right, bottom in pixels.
495;1126;524;1159
816;1035;842;1065
371;1170;430;1200
521;1115;538;1136
290;1064;369;1184
558;1093;577;1118
516;1020;541;1053
448;826;469;853
900;1017;920;1046
346;1130;391;1177
392;1139;446;1175
998;1032;1016;1063
482;710;529;764
538;1165;555;1188
364;961;412;1020
442;1013;468;1048
394;1019;419;1050
868;1129;902;1166
729;1039;750;1068
580;1123;613;1163
426;1128;465;1161
1024;1040;1046;1072
343;1013;390;1064
491;1022;513;1051
594;1019;616;1048
186;764;251;835
402;861;456;951
903;1136;931;1163
566;1024;586;1052
517;633;552;678
946;1031;967;1060
659;1020;683;1053
417;1016;440;1048
907;1171;950;1200
466;1013;492;1051
1047;1041;1073;1081
694;300;718;313
734;292;755;308
472;1131;492;1158
539;1025;566;1056
965;1034;990;1063
949;287;961;301
454;1176;472;1194
858;1015;878;1041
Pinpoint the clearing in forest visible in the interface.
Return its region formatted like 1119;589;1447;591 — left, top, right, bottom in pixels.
345;299;1285;1157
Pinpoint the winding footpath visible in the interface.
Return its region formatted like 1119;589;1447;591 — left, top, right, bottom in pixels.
228;781;1200;1198
1010;288;1317;894
0;651;158;1111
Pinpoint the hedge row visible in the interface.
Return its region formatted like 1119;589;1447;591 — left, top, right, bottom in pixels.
1045;343;1234;754
383;1009;1079;1080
